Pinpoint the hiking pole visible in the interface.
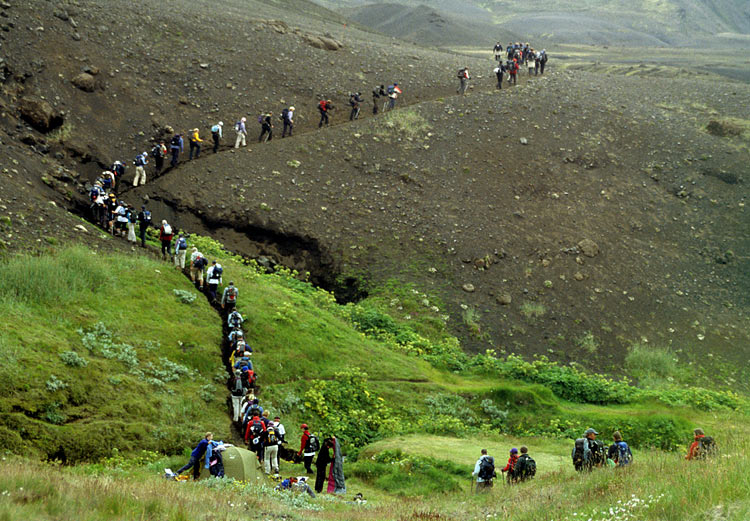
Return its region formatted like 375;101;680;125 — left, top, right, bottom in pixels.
470;476;474;493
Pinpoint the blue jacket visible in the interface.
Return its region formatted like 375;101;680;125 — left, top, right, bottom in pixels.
191;438;210;460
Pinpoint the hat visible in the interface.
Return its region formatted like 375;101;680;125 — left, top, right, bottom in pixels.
228;281;234;285
211;260;217;265
241;117;247;122
193;128;198;132
141;205;146;209
191;247;198;252
301;424;308;429
510;448;518;454
289;106;295;111
584;428;598;435
218;121;223;126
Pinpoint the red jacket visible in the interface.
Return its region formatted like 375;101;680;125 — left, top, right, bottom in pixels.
299;430;310;455
244;415;265;443
502;454;518;472
686;434;705;460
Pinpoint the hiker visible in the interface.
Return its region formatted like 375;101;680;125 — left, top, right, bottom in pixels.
281;107;294;138
234;117;247;148
534;51;541;75
264;419;281;474
258;113;273;142
508;59;518;85
106;193;118;234
206;439;230;478
137;205;151;247
174;233;188;270
211;122;223;153
176;432;213;480
189;128;202;159
206;260;223;302
234;350;252;372
276;476;316;498
372;85;385;114
170;133;183;167
101;171;115;194
472;448;495;492
318;100;332;128
528;52;536;75
539;50;548;75
299;424;318;474
228;309;243;329
386;83;401;111
126;204;137;243
151;141;166;174
114;200;128;237
190;249;207;290
686;428;715;460
511;446;536;482
349;92;363;121
159;220;174;260
221;281;238;311
607;431;633;467
111;161;125;191
572;428;604;471
133;152;149;187
230;370;246;422
494;62;506;89
501;447;519;483
315;436;345;494
245;410;266;456
273;416;286;444
493;41;503;61
457;68;470;95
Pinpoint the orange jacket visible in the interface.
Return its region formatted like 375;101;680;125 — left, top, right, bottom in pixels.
686;434;705;460
502;454;518;472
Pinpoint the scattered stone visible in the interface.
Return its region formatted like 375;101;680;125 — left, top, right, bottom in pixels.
574;272;584;281
74;224;88;233
71;32;81;41
496;293;512;305
82;65;100;76
71;72;96;92
577;238;600;257
462;283;475;293
199;63;209;69
18;96;63;132
520;137;528;145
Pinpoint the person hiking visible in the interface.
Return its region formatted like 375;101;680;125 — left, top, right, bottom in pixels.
299;424;318;474
572;428;602;471
206;260;223;303
318;100;332;128
133;152;149;187
493;41;503;61
221;281;238;312
472;448;495;492
111;161;125;192
372;85;385;115
258;113;273;142
508;59;518;85
686;428;715;460
170;133;183;167
210;122;223;153
190;249;207;291
539;50;548;75
349;92;362;121
457;68;470;95
245;411;266;457
126;204;137;244
511;446;536;482
114;200;128;237
176;432;213;480
159;220;174;260
273;416;286;444
188;128;202;159
315;436;345;494
229;370;246;422
234;117;247;148
174;233;188;270
385;83;401;111
151;142;166;175
136;205;151;247
228;309;244;329
501;447;519;483
607;431;633;467
264;420;281;474
494;62;507;89
534;50;541;76
281;106;294;138
528;51;536;75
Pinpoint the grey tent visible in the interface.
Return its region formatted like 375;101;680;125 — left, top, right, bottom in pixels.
198;446;267;484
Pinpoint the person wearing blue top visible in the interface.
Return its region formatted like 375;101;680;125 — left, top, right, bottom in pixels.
176;432;213;480
211;121;223;153
170;134;183;167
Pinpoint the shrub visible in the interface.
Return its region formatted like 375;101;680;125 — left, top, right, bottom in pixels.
625;344;679;383
46;375;68;392
173;289;197;304
59;350;89;367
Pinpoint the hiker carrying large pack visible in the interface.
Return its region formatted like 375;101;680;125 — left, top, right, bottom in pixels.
573;428;602;471
473;449;495;492
607;431;633;467
511;446;536;481
687;428;717;460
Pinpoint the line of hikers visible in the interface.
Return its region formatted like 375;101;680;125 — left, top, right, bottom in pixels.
473;427;715;491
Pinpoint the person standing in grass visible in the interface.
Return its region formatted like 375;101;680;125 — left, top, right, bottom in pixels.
176;432;213;481
501;447;519;483
137;205;151;248
299;424;317;474
206;260;223;303
159;220;173;261
472;448;495;491
221;281;238;312
174;233;188;270
607;431;633;467
686;428;715;460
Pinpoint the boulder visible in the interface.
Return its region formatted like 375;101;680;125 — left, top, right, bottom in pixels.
72;72;96;92
319;36;342;50
577;238;600;258
18;96;63;132
496;294;512;305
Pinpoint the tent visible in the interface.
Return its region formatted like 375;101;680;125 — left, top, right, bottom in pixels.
198;446;267;484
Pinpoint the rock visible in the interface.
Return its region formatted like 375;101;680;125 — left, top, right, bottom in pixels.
520;137;528;145
577;238;600;258
303;35;326;50
706;119;743;137
18;96;63;132
462;283;475;293
574;272;584;281
82;65;99;75
72;72;96;92
496;293;512;305
74;224;88;233
71;32;81;41
199;63;209;69
319;36;342;50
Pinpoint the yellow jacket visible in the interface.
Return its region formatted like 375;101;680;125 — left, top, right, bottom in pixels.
190;130;202;143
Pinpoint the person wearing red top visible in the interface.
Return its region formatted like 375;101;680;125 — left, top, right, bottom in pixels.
299;424;315;473
501;447;519;483
244;414;266;452
686;428;707;460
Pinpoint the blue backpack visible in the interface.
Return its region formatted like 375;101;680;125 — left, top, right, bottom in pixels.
616;441;632;466
177;237;187;250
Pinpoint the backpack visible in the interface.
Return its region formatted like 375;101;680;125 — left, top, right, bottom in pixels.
170;135;181;147
573;438;591;470
162;223;172;236
615;441;632;466
281;108;289;121
225;286;237;302
250;420;264;444
193;256;206;270
696;436;717;459
235;120;242;132
266;426;278;445
258;114;264;124
177;237;187;250
232;376;244;395
477;456;495;481
387;85;395;95
306;434;320;452
90;187;100;202
211;124;220;133
513;454;536;480
318;100;327;111
142;210;152;224
248;405;261;418
151;145;162;158
134;155;144;166
457;69;464;78
590;440;606;466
